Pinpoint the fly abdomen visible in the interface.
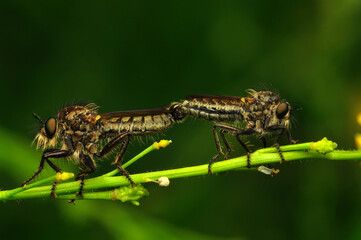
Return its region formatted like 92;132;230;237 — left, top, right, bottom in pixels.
101;112;176;136
178;96;244;122
131;113;174;134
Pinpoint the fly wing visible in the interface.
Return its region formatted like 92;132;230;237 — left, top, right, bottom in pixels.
186;94;244;101
99;104;172;118
186;94;255;106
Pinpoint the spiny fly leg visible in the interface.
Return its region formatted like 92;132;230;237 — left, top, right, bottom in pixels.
274;128;286;164
113;134;135;186
219;130;232;159
266;125;289;164
274;143;286;164
75;154;97;198
75;174;86;198
246;152;251;168
260;135;267;148
116;164;135;186
46;159;62;198
74;170;91;198
209;124;255;172
22;149;70;188
208;125;223;174
208;124;233;174
49;180;58;198
208;153;219;175
235;134;252;168
95;132;134;186
22;159;45;188
287;130;298;144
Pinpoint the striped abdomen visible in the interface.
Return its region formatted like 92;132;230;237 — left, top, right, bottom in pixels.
100;111;177;136
177;95;251;122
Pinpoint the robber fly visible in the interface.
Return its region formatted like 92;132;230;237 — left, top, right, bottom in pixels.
172;90;296;173
25;103;184;197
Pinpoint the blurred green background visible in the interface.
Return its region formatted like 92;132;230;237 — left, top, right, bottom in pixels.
1;1;361;239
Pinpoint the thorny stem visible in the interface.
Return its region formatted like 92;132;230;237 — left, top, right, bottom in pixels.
0;138;360;202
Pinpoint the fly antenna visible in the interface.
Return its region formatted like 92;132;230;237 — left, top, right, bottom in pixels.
33;113;45;124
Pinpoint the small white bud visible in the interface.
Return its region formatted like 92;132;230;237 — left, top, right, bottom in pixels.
144;176;170;187
158;177;170;187
258;166;279;176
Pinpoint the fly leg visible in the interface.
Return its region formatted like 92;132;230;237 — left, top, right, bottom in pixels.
22;137;74;197
22;149;71;187
275;129;286;164
209;124;236;174
259;135;277;171
95;132;134;185
266;125;295;164
209;125;223;174
46;158;62;198
210;123;255;173
235;133;253;168
76;154;97;198
260;135;267;148
215;124;255;168
113;134;134;186
22;139;74;198
219;129;232;160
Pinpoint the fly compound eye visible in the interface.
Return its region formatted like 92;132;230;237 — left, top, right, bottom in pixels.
276;102;289;119
45;118;57;138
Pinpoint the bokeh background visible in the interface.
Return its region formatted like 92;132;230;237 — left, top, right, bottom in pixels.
1;1;361;239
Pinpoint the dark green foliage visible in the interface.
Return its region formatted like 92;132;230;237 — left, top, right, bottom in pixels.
0;1;361;239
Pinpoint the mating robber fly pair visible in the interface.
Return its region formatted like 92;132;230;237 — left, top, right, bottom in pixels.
25;90;296;197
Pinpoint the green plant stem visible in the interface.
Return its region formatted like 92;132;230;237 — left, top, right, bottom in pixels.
2;138;360;201
56;185;149;204
102;142;160;177
0;140;171;201
0;172;74;199
57;191;113;201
